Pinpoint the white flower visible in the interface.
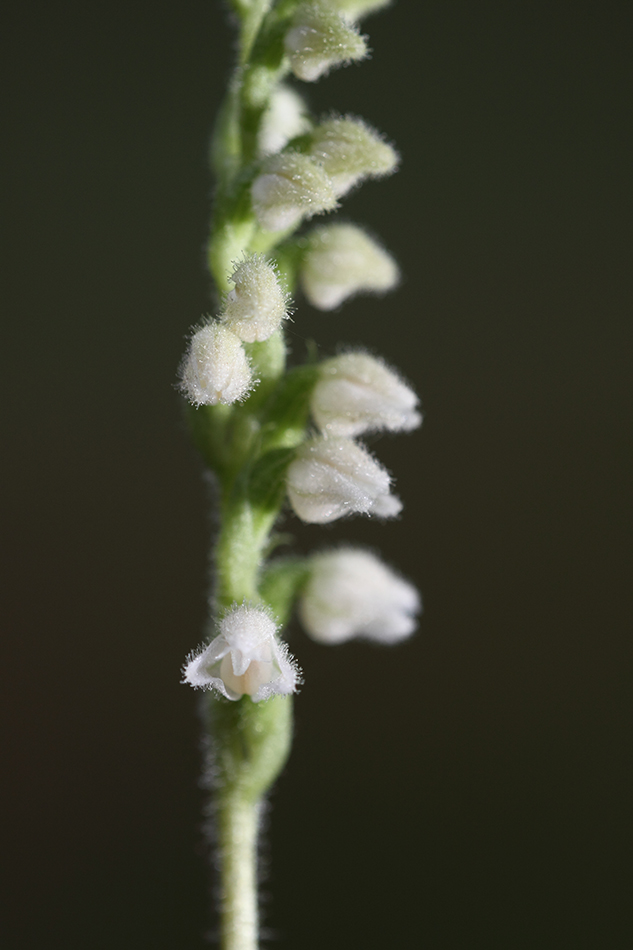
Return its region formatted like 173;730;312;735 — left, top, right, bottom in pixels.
251;151;337;232
285;2;368;83
300;223;399;310
286;435;401;524
308;116;398;197
299;547;420;643
220;255;289;343
258;85;312;157
311;351;421;437
182;604;300;702
179;322;254;406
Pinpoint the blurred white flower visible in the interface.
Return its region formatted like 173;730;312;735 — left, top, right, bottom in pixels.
308;116;398;197
221;255;289;343
285;2;368;83
286;435;401;523
251;151;337;232
182;604;300;702
179;322;253;406
258;85;312;157
299;547;420;643
312;351;421;437
300;223;399;310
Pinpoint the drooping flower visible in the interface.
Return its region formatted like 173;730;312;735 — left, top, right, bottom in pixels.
308;116;398;197
258;85;312;157
300;222;399;310
286;435;401;523
311;351;421;437
251;151;337;232
182;604;300;702
220;255;289;343
285;2;368;83
179;322;254;406
299;547;420;643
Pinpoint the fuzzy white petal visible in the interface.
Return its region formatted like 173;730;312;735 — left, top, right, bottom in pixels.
221;255;289;343
285;4;368;83
308;116;398;197
301;223;399;310
182;605;300;702
251;151;337;232
258;85;312;157
312;351;421;437
286;436;400;524
179;323;253;406
299;547;420;643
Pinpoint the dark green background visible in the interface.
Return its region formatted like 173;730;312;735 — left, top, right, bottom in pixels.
2;1;632;947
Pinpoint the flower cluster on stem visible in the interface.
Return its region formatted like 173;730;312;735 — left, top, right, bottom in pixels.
178;3;421;948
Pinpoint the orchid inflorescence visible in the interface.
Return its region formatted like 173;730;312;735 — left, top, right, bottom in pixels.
178;2;420;946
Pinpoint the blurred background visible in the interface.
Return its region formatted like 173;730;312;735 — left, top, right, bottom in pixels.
2;1;632;946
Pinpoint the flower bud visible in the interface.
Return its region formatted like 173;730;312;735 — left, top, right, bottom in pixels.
258;85;312;157
285;2;368;83
299;547;420;643
286;435;401;524
179;322;253;406
182;604;300;702
300;223;399;309
251;151;337;232
308;116;398;197
220;255;289;343
311;351;421;437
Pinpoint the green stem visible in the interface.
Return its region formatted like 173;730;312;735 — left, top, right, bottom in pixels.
217;796;261;950
209;694;294;950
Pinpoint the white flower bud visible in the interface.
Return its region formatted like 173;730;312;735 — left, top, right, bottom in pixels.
182;604;300;702
251;151;337;232
301;223;399;309
258;85;312;157
299;547;420;643
286;435;401;524
285;2;368;83
311;351;421;437
220;255;289;343
179;322;254;406
308;116;398;197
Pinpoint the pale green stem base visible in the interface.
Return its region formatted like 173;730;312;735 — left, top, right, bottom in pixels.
217;796;261;950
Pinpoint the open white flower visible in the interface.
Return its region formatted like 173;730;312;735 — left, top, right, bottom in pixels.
308;116;398;198
286;435;401;524
285;2;368;83
182;604;299;702
311;351;421;437
300;223;399;310
258;85;312;157
220;255;289;343
179;322;254;406
299;547;420;643
251;151;337;232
